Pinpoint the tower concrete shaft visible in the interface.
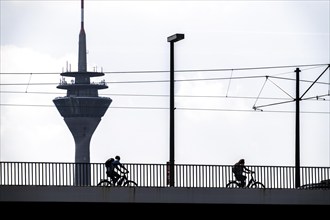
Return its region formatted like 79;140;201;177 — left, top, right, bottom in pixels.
65;117;100;163
53;0;112;186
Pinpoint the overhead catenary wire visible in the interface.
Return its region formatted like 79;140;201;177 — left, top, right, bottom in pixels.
1;63;329;114
268;76;329;85
25;73;32;93
2;65;330;86
272;65;327;77
253;77;268;110
0;103;329;114
267;77;295;99
300;65;330;99
253;65;330;110
225;69;234;97
1;63;329;75
1;90;329;103
1;75;329;86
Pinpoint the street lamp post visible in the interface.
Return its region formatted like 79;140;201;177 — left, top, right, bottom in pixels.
295;67;301;188
167;33;184;187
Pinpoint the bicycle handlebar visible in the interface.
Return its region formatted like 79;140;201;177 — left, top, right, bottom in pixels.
119;170;129;176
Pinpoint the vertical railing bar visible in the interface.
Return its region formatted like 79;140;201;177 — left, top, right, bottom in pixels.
23;163;25;185
190;165;192;187
32;163;38;185
36;162;38;186
53;162;55;186
285;166;288;188
39;162;41;186
60;163;62;186
8;163;11;185
18;162;21;185
12;162;15;185
34;162;36;186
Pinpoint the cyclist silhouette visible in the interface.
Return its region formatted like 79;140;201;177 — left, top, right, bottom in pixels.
99;156;137;187
232;159;253;187
112;155;129;185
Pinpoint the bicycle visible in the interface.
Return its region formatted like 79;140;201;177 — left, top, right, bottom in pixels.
226;171;265;188
97;170;138;187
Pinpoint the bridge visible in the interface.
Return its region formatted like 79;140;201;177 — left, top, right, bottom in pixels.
0;161;329;213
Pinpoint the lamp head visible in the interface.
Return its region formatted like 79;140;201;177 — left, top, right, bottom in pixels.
167;33;185;43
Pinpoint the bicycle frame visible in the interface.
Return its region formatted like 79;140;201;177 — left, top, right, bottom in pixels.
246;173;257;187
226;172;265;188
98;171;138;187
116;173;129;186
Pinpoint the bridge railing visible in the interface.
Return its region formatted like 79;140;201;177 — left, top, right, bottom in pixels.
0;161;329;189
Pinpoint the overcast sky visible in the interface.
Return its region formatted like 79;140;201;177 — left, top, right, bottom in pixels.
1;0;329;167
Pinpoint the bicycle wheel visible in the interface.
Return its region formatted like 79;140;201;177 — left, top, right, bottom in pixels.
123;180;138;187
250;181;265;188
226;181;240;188
97;179;112;186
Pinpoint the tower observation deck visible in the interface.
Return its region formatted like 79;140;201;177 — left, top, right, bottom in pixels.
53;0;112;185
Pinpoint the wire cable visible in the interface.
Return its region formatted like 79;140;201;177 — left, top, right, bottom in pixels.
1;103;329;114
3;90;329;103
25;73;32;93
226;69;233;97
268;78;294;99
1;63;329;75
253;77;268;110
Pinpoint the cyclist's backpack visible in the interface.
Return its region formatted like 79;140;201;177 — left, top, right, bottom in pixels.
232;164;238;174
105;158;114;170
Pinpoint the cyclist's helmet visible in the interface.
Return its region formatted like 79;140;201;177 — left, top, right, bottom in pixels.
239;159;245;164
115;155;120;160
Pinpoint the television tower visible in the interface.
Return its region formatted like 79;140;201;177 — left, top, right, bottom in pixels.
53;0;112;185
